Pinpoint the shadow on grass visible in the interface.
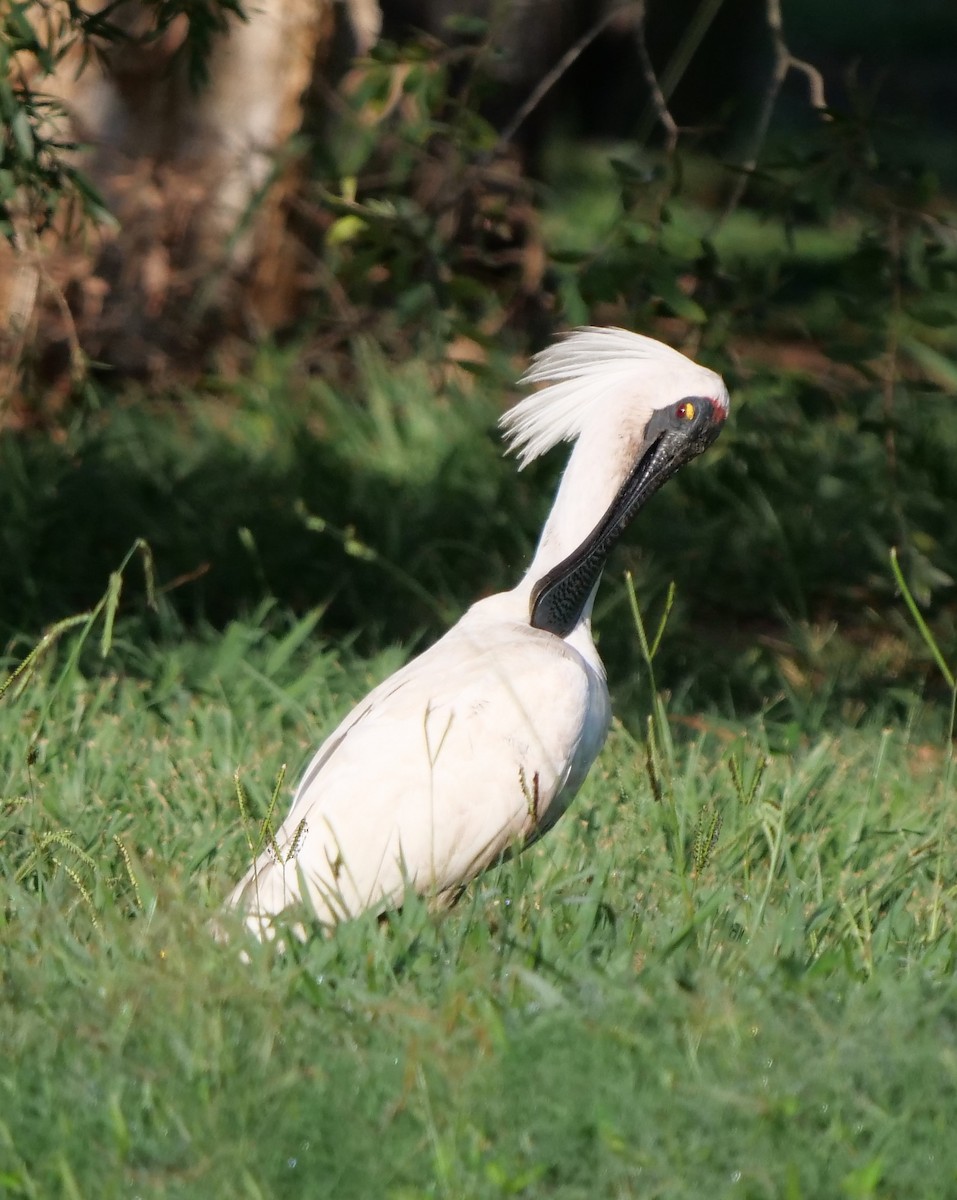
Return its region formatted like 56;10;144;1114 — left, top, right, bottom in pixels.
1;346;955;723
0;357;530;645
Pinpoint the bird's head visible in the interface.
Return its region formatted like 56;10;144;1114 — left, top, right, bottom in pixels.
500;327;729;637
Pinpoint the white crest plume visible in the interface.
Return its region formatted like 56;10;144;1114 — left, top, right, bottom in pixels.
500;326;722;469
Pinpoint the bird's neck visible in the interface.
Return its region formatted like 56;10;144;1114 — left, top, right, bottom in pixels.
516;427;630;617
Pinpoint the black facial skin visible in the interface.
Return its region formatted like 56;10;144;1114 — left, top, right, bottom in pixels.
530;396;726;639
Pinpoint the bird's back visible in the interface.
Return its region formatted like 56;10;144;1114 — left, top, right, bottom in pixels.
225;597;610;933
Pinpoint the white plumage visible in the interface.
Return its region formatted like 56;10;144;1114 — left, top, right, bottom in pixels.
226;327;729;936
504;327;721;465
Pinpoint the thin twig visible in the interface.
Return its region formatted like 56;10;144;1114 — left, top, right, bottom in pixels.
496;2;643;150
636;0;726;144
632;1;678;154
719;0;828;223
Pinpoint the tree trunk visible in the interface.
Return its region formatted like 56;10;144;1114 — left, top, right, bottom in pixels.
3;0;376;394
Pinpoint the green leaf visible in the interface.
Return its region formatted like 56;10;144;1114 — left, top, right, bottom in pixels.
841;1157;884;1198
610;156;653;186
654;275;707;323
11;109;34;162
327;214;367;246
901;335;957;394
441;14;488;36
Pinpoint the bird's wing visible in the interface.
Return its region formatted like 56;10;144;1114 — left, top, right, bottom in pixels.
226;620;607;930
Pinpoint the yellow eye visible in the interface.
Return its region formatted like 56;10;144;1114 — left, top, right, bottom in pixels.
676;400;696;421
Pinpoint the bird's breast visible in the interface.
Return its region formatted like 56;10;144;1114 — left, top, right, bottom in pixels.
232;612;611;927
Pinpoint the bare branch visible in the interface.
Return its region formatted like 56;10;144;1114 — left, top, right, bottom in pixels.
790;56;827;112
632;1;678;155
497;2;643;151
719;0;829;224
637;0;727;144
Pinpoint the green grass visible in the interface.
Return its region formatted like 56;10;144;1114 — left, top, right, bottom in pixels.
2;594;956;1198
2;341;957;1198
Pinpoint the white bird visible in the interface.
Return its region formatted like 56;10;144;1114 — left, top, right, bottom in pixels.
226;327;729;936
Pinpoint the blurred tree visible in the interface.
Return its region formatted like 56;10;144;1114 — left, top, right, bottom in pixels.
0;0;380;397
3;0;954;412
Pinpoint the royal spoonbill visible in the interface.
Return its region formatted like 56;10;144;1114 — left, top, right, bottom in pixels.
226;326;728;935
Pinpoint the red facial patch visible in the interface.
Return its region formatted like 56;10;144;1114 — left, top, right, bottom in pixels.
707;396;727;422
